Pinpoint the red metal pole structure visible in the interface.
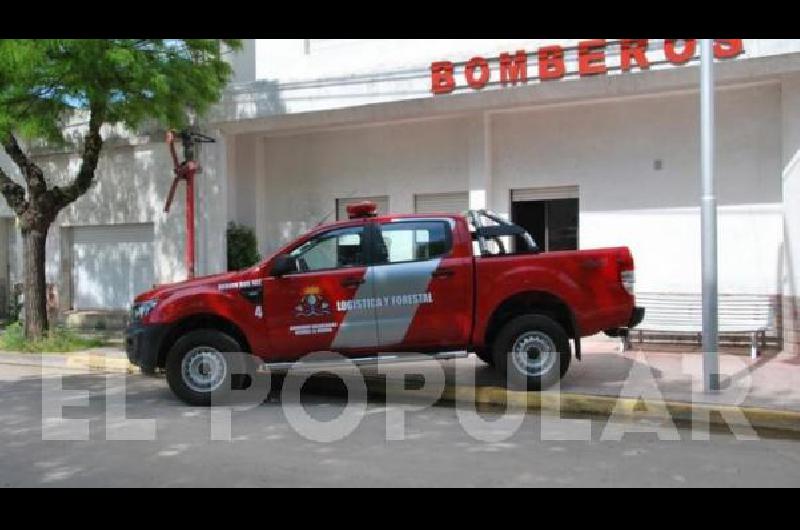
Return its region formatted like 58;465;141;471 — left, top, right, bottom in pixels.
165;130;214;279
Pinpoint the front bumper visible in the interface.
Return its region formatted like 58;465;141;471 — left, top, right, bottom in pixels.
125;321;170;371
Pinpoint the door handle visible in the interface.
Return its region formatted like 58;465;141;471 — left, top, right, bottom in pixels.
341;277;365;288
432;268;455;279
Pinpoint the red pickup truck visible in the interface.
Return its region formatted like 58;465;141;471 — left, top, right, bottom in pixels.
126;203;643;405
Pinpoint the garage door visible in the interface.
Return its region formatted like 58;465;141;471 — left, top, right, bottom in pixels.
336;196;389;221
71;224;154;310
414;192;469;214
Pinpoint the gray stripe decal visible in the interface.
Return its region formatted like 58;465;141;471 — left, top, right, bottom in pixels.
331;269;378;349
331;259;441;349
372;259;440;346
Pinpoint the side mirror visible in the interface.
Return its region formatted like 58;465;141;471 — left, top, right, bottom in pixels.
270;254;297;277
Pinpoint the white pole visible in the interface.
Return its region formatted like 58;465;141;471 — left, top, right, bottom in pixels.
700;39;719;392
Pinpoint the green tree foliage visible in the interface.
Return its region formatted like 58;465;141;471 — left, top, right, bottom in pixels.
227;222;261;271
0;39;240;338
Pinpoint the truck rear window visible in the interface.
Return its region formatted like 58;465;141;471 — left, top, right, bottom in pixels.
376;221;451;264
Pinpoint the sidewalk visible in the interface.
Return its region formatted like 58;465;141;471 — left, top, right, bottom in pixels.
521;337;800;412
290;337;800;410
304;337;800;433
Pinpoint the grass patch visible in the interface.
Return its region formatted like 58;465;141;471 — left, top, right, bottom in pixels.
0;322;107;353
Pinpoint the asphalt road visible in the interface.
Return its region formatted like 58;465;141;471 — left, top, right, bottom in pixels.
1;363;799;487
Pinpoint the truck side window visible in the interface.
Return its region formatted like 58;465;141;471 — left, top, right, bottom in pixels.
376;221;451;264
289;226;365;272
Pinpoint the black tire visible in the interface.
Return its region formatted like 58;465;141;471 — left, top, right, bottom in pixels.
165;329;251;406
492;314;571;391
474;348;494;367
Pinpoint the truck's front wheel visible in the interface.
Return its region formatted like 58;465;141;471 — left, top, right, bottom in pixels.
492;315;571;390
165;329;247;406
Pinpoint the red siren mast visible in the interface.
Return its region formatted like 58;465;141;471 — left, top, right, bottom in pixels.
164;129;215;279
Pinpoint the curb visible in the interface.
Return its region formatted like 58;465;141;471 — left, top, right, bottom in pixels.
0;351;137;374
66;353;138;374
310;373;800;435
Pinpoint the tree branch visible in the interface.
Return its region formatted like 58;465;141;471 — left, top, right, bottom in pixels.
2;133;47;196
50;102;105;211
0;164;28;216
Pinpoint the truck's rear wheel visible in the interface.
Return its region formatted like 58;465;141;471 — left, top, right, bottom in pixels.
492;315;571;390
166;329;248;406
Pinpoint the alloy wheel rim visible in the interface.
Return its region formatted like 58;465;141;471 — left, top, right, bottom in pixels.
181;347;228;393
510;331;557;377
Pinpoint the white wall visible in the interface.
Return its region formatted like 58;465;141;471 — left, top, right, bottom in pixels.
30;142;187;291
256;116;474;256
250;81;783;298
491;82;783;295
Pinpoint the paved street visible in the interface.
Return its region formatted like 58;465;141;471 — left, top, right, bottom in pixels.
1;363;799;487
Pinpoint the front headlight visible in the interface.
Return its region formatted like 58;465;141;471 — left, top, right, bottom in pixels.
131;299;158;321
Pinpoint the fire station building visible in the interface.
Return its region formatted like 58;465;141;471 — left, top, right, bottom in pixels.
2;39;800;353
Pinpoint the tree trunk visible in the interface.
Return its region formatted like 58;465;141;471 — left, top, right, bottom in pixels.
22;226;48;339
2;114;105;342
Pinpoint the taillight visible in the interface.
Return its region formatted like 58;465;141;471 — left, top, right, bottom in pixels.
621;270;635;295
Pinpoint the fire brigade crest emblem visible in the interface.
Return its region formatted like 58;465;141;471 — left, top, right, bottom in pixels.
295;286;331;317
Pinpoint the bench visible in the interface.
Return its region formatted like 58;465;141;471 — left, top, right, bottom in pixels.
623;292;776;359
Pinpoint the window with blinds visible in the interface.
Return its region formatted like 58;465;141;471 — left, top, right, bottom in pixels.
414;192;469;214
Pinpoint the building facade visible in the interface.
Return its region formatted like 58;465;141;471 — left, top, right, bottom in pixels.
1;39;799;352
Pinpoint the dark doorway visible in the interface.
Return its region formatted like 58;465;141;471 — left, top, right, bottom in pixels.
511;198;579;252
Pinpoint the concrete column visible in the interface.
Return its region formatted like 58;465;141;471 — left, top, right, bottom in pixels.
253;136;266;229
230;134;258;229
255;136;271;257
467;112;492;210
225;134;238;227
781;73;800;354
197;129;229;275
